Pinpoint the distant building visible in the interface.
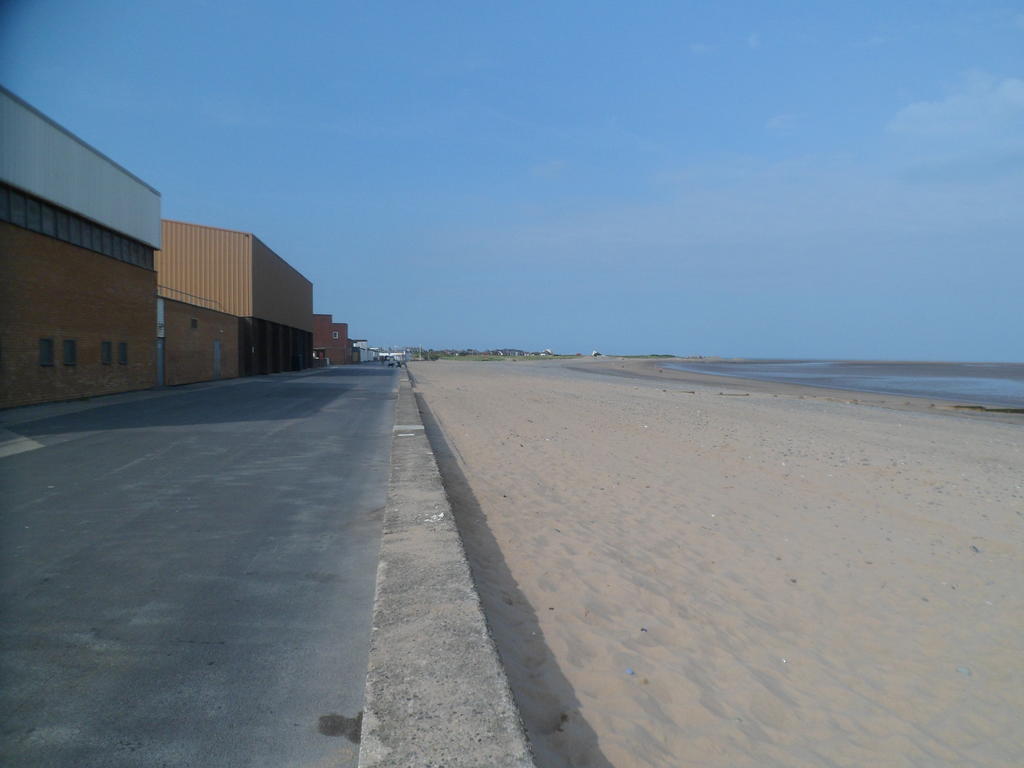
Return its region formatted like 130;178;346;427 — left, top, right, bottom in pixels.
0;87;161;408
155;220;313;377
352;340;376;362
313;313;350;365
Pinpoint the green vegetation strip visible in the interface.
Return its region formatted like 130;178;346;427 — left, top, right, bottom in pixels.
422;354;675;362
951;405;1024;414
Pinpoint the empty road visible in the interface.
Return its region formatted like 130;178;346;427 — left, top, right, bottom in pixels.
0;365;398;767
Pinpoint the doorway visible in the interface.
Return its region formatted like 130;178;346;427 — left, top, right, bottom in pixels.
213;339;222;380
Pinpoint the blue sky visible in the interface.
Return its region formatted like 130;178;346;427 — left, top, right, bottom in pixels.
2;1;1022;359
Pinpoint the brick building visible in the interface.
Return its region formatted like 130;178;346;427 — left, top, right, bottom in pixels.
158;297;239;386
313;313;351;365
155;220;313;376
0;87;161;409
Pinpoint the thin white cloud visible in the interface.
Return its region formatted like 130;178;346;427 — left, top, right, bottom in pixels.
747;32;760;49
1015;13;1024;31
437;152;1024;268
859;34;888;48
888;73;1024;138
689;42;714;55
765;113;799;135
530;160;565;179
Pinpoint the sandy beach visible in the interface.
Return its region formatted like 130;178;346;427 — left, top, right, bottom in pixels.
409;358;1023;768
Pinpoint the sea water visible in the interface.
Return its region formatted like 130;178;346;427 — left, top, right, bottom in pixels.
664;361;1024;408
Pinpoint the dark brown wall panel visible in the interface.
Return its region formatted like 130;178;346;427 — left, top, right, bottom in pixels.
251;236;313;332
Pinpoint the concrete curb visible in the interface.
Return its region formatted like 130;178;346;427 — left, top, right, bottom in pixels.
358;372;535;767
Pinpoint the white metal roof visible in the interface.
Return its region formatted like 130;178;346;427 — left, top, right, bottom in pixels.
0;86;161;247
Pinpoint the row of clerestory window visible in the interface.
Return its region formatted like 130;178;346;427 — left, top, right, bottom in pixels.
1;183;154;270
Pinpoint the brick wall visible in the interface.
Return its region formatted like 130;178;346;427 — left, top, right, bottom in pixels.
313;313;350;364
0;222;156;409
162;298;239;386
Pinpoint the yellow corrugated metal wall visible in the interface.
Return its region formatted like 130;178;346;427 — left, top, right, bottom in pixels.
155;220;252;317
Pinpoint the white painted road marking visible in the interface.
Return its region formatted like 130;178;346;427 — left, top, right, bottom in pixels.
0;430;43;459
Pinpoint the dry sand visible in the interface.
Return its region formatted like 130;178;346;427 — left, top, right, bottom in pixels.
409;358;1023;768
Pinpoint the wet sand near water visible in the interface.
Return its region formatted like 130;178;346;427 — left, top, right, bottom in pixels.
410;358;1023;768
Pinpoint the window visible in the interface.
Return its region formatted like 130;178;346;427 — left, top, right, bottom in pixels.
41;203;56;236
9;189;26;227
25;198;41;231
332;331;339;340
1;184;156;269
190;318;198;329
39;338;54;366
63;339;77;366
118;342;128;365
101;341;112;365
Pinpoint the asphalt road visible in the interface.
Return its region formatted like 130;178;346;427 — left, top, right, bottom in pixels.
0;365;398;767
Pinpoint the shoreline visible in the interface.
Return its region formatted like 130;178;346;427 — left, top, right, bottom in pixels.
569;357;1024;424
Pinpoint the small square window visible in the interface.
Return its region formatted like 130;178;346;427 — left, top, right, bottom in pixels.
101;341;112;365
332;331;339;339
39;338;54;366
190;318;198;329
63;339;77;366
118;342;128;365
